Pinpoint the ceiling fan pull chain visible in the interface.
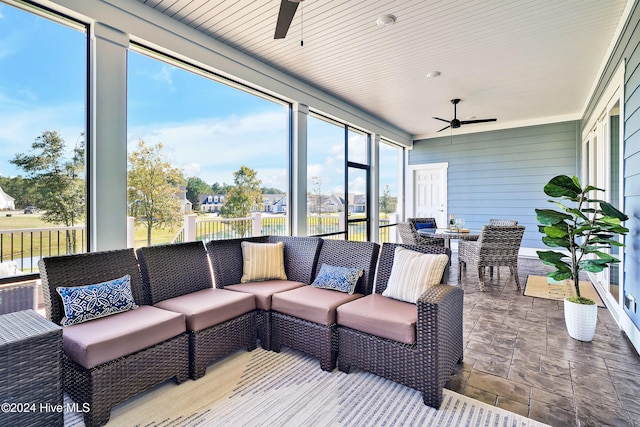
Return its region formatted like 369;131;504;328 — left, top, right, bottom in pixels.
300;1;304;46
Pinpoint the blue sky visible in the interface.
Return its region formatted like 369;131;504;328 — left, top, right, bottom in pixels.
0;2;399;199
0;4;85;179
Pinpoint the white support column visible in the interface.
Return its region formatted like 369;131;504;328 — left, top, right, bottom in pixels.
184;214;197;242
291;103;309;236
388;213;398;243
90;23;129;251
252;212;262;236
126;216;135;248
370;133;380;242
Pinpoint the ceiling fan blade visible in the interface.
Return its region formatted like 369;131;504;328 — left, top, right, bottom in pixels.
433;117;450;124
437;125;451;132
460;118;497;125
274;0;300;39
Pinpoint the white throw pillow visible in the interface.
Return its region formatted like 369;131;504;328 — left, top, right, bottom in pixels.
382;247;449;303
240;241;288;283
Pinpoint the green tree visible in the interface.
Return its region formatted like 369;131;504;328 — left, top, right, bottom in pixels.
11;130;85;253
221;166;262;237
186;177;211;211
128;140;186;246
261;186;284;194
379;184;397;217
0;176;38;209
211;182;232;194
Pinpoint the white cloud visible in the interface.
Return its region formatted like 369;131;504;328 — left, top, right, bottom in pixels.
349;176;367;193
307;164;323;179
0;94;84;176
127;109;289;190
182;162;201;177
152;65;174;86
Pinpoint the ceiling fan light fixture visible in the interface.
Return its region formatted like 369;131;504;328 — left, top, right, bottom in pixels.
376;14;396;27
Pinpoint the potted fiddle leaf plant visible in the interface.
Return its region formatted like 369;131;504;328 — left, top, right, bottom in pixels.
535;175;628;342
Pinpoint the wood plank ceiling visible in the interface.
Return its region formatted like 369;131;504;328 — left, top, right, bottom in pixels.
134;0;628;138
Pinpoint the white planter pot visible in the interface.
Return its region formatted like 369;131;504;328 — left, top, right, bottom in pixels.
564;298;597;342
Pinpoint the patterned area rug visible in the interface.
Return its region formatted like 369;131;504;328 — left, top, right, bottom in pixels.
524;275;605;307
65;348;549;426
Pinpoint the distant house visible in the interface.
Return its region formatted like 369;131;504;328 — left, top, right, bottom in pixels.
307;193;342;213
349;194;367;213
199;194;225;213
0;186;16;210
177;186;192;214
261;194;286;214
307;192;366;214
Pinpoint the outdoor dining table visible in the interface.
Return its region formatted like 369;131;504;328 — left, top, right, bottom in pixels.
417;228;481;249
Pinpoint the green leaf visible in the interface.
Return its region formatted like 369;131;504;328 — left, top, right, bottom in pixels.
550;271;572;281
584;184;604;193
536;209;572;225
600;202;629;221
542;236;571;249
543;224;568;238
580;259;610;273
544;175;581;198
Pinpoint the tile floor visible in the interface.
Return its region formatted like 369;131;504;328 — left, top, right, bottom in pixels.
448;256;640;427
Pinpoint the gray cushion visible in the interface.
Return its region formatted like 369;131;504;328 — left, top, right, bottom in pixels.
337;294;417;344
155;288;255;331
272;285;362;325
62;305;185;369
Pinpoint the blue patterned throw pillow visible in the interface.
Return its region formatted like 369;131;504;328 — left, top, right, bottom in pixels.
57;274;138;326
311;264;364;294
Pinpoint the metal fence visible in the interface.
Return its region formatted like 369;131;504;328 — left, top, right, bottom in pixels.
0;217;396;276
195;217;254;241
0;226;86;274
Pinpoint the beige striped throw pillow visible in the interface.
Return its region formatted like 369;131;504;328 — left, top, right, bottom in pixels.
382;247;449;303
240;241;287;283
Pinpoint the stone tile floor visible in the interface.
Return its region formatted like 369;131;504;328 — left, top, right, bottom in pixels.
447;256;640;427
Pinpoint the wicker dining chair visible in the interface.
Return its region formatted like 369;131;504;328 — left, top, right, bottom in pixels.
408;217;438;229
458;225;525;291
398;221;445;247
489;219;519;226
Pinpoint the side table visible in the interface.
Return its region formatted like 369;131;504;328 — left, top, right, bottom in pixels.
0;309;63;427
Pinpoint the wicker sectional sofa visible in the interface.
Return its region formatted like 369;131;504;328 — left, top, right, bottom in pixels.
39;236;463;426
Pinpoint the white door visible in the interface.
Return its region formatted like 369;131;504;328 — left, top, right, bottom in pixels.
409;164;447;228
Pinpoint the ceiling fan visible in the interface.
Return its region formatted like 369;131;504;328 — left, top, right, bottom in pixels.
433;99;497;132
274;0;304;39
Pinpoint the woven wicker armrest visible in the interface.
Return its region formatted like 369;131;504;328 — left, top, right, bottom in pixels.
416;284;464;373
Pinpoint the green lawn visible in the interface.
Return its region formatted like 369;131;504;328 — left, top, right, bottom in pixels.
0;211;51;230
132;224;181;248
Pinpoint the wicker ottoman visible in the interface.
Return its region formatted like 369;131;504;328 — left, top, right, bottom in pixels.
0;309;63;426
